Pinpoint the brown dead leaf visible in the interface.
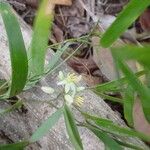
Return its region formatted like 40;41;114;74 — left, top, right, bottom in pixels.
82;74;102;87
51;0;72;5
55;0;90;38
67;56;99;75
133;98;150;136
53;24;64;42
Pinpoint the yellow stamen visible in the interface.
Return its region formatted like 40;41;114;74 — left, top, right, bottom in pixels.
75;96;84;107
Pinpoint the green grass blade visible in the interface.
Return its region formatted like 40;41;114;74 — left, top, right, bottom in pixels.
0;80;8;95
45;43;71;73
28;0;53;77
30;107;63;142
63;105;83;150
0;2;28;97
0;141;29;150
112;45;150;70
87;125;123;150
100;0;150;47
115;139;145;150
94;91;123;104
117;60;150;123
82;112;150;142
123;85;134;127
94;70;145;92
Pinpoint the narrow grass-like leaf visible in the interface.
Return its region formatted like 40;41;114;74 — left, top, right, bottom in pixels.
94;91;123;104
112;45;150;70
115;139;145;150
28;0;53;77
30;107;63;142
0;2;28;97
87;125;123;150
45;42;71;73
0;100;23;116
100;0;150;47
0;141;28;150
123;85;134;127
82;112;150;142
94;70;145;92
117;60;150;123
111;45;150;123
0;80;8;95
63;105;83;150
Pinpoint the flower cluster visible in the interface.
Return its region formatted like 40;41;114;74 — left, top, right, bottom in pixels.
41;71;85;107
57;71;85;107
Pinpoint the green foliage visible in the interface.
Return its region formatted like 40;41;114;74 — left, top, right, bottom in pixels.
123;86;134;127
0;2;28;98
110;45;150;123
0;141;29;150
63;105;83;150
87;125;123;150
100;0;150;47
82;112;150;142
28;0;53;77
30;107;63;142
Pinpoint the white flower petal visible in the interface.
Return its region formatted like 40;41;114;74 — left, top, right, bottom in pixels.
70;83;76;97
65;84;71;93
57;80;67;86
77;86;85;92
41;86;54;94
64;94;74;106
76;75;82;82
58;71;64;80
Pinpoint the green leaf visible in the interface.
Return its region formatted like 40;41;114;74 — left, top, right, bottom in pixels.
30;107;63;142
94;91;123;104
82;112;150;142
63;105;83;150
117;60;150;123
112;45;150;70
0;2;28;97
0;80;8;95
45;43;71;74
123;85;134;127
0;141;28;150
87;125;123;150
94;70;145;92
100;0;150;47
115;139;146;150
28;0;53;77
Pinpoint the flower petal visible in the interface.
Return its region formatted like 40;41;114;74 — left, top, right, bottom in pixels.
41;86;54;94
58;71;64;80
64;94;74;107
65;84;71;93
57;80;67;86
77;86;85;92
76;75;82;82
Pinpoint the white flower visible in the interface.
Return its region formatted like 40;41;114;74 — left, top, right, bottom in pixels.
41;86;54;94
57;71;82;86
57;71;82;96
64;94;74;107
57;71;85;107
